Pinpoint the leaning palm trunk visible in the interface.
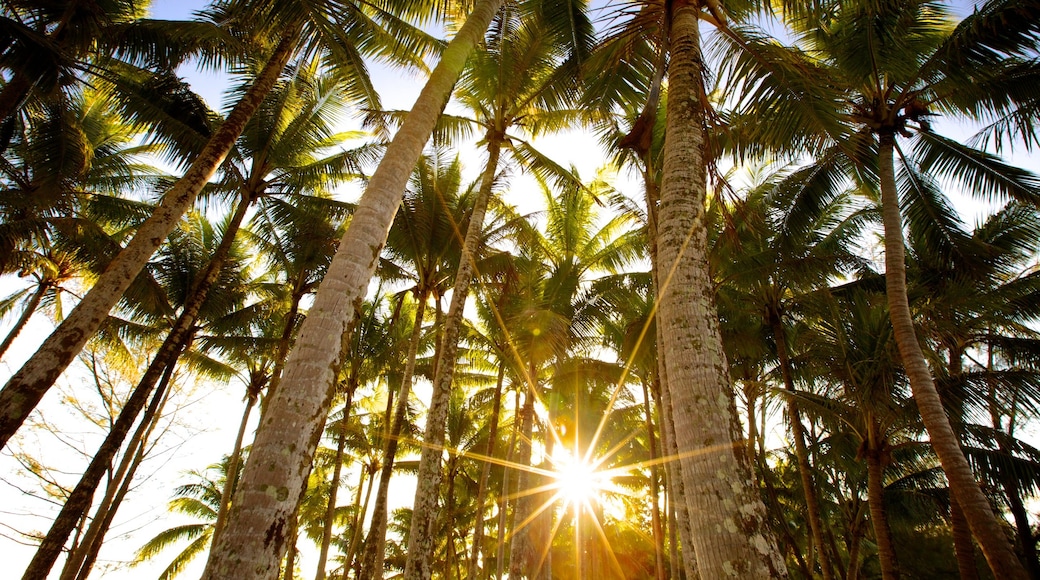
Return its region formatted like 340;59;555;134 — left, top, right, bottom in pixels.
404;134;500;580
60;379;173;580
200;5;505;576
315;404;352;580
0;283;46;360
508;381;537;579
864;444;899;580
22;345;183;580
0;29;299;450
654;3;786;577
876;133;1026;579
212;383;262;544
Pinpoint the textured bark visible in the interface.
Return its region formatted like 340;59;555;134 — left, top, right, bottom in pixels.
949;497;980;580
212;390;259;545
404;133;500;580
199;3;504;576
864;448;899;580
655;3;787;577
876;133;1026;579
0;29;298;450
359;297;428;579
771;315;833;580
467;363;506;580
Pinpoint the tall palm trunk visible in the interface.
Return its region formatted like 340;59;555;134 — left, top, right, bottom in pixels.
864;443;899;580
508;376;537;579
341;461;375;579
200;4;505;576
212;386;261;544
640;380;666;580
0;29;299;450
496;388;522;580
771;314;833;580
654;3;786;577
359;296;428;579
404;133;500;580
468;362;506;580
876;133;1026;579
0;282;46;360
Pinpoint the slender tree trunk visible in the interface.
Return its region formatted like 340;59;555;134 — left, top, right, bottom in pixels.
496;389;521;580
62;377;173;580
771;315;833;580
864;446;899;580
641;380;666;580
315;425;348;580
359;297;428;579
946;348;980;580
0;29;298;451
212;390;260;544
508;376;537;579
21;334;185;580
283;516;300;580
655;3;786;576
200;5;505;576
846;515;865;580
342;462;375;580
876;133;1026;579
0;283;46;360
468;363;506;580
405;134;501;580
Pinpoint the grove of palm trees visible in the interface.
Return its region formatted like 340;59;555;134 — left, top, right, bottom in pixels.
2;0;1039;579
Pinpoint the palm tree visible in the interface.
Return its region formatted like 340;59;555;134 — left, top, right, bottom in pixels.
0;0;435;448
201;3;509;576
402;5;598;574
133;458;242;580
714;2;1040;575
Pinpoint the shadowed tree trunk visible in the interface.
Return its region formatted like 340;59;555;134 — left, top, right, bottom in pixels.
864;445;899;580
876;132;1026;579
467;363;506;580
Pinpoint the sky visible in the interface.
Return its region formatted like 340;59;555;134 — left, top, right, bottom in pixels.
1;1;1037;578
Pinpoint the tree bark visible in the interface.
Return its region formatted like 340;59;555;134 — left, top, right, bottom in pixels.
864;446;899;580
0;29;298;450
876;132;1026;579
200;4;505;575
655;3;786;577
508;374;537;579
405;132;500;580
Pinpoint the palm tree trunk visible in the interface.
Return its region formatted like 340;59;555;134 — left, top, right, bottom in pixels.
0;28;298;451
864;445;899;580
771;315;833;580
62;377;173;580
405;133;500;580
283;516;300;580
655;3;786;576
341;462;375;580
315;422;348;580
496;388;521;580
200;4;505;575
508;376;537;579
0;283;46;360
949;498;980;580
359;296;428;579
641;379;666;580
468;362;506;580
22;343;183;580
876;132;1026;579
212;389;260;544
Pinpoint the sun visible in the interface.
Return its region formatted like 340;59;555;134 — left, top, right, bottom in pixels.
551;453;610;509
